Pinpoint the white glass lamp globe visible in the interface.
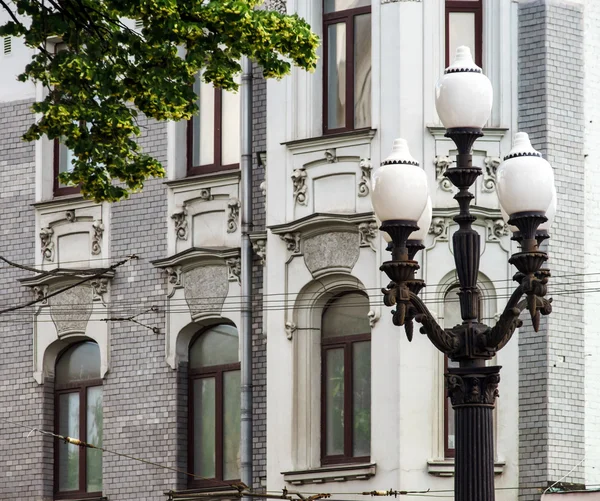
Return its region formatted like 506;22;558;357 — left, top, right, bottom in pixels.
496;132;555;217
500;204;519;234
435;46;493;130
410;197;433;242
538;186;557;232
371;138;429;224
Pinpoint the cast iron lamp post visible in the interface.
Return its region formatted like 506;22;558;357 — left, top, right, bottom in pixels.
371;46;556;501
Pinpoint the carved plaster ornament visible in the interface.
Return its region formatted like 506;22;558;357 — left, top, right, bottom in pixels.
65;210;75;222
199;188;211;200
165;266;182;286
266;0;286;13
33;285;49;304
358;221;378;251
358;158;372;197
368;310;380;328
40;226;54;262
280;232;301;255
429;217;451;241
486;218;508;241
285;321;297;340
434;156;453;192
259;181;266;197
291;168;308;206
483;156;501;192
227;198;240;234
91;278;109;303
324;148;337;163
226;257;241;283
171;207;189;241
91;219;104;255
252;239;267;265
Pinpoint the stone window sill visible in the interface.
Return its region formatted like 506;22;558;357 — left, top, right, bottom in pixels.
427;459;505;477
282;128;377;154
282;463;376;485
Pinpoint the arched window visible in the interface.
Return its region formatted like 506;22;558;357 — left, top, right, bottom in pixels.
321;292;371;465
189;324;241;486
55;341;103;497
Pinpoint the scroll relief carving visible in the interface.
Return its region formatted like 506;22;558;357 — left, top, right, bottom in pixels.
91;220;104;256
65;210;75;222
33;285;49;304
483;156;501;192
280;232;301;255
429;217;451;242
40;227;54;262
91;277;109;303
226;257;241;283
171;207;188;241
165;266;182;286
486;218;508;241
358;158;372;197
324;148;337;163
358;221;378;251
199;188;211;200
227;198;240;234
291;168;308;206
434;156;453;192
285;321;296;340
252;239;267;265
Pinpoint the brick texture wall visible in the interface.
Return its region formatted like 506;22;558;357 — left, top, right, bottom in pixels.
518;1;586;498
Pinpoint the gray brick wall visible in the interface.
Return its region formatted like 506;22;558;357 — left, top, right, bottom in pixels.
518;1;586;498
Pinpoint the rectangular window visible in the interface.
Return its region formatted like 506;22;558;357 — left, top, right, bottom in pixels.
445;0;482;68
187;75;241;176
323;0;371;133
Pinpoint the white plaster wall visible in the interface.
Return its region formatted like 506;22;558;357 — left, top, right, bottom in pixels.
583;0;600;486
0;13;36;101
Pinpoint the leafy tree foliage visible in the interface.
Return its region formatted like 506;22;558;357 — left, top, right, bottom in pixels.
0;0;318;201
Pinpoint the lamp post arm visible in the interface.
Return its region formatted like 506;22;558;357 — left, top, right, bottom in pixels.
408;292;460;355
485;285;525;352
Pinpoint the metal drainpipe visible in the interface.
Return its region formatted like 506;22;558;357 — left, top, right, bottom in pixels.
240;56;253;498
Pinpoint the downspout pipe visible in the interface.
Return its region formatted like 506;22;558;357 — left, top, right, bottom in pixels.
240;56;253;497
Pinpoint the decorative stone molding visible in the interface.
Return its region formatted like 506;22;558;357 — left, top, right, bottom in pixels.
358;221;378;251
266;0;286;13
251;238;267;265
183;265;229;319
165;266;182;286
260;181;266;197
486;218;508;241
368;310;380;328
40;226;54;262
65;210;75;222
171;207;188;241
434;156;453;192
429;217;452;242
303;231;360;278
199;188;211;200
280;232;302;255
291;167;308;206
91;219;104;256
90;277;109;304
33;285;48;304
227;198;240;233
358;158;372;197
285;321;296;340
282;463;377;485
483;156;501;192
226;257;241;283
428;459;505;477
324;148;337;163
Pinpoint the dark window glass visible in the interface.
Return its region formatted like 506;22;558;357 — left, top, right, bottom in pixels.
445;0;483;68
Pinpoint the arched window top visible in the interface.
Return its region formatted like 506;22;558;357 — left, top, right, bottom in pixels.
56;341;101;384
190;324;239;369
322;292;370;338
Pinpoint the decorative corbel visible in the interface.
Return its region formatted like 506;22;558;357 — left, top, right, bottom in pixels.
91;278;109;303
428;217;451;242
40;227;54;262
291;168;308;206
324;148;337;163
171;207;188;241
65;210;76;222
358;158;372;197
483;156;501;192
227;198;240;233
252;238;267;265
165;266;182;286
486;218;508;242
434;156;453;192
368;310;380;328
280;232;301;255
285;321;297;340
226;257;241;284
33;285;48;305
199;188;211;200
91;220;104;255
358;221;378;251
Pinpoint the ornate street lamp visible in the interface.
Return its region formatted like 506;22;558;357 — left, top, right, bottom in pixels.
372;47;555;501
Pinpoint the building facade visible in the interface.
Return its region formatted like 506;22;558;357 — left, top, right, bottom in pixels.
0;1;597;501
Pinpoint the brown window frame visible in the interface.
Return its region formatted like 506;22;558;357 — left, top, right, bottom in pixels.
320;309;371;465
187;87;240;177
54;378;103;499
188;359;241;488
322;2;372;134
445;0;483;68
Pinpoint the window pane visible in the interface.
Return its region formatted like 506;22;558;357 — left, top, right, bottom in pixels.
56;342;101;384
448;12;476;65
446;358;459;452
221;89;241;166
193;378;216;477
352;341;371;456
223;370;241;480
58;392;80;492
325;348;344;456
322;293;370;338
354;13;371;128
327;22;346;130
86;386;103;492
190;325;239;369
192;77;215;167
324;0;370;13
